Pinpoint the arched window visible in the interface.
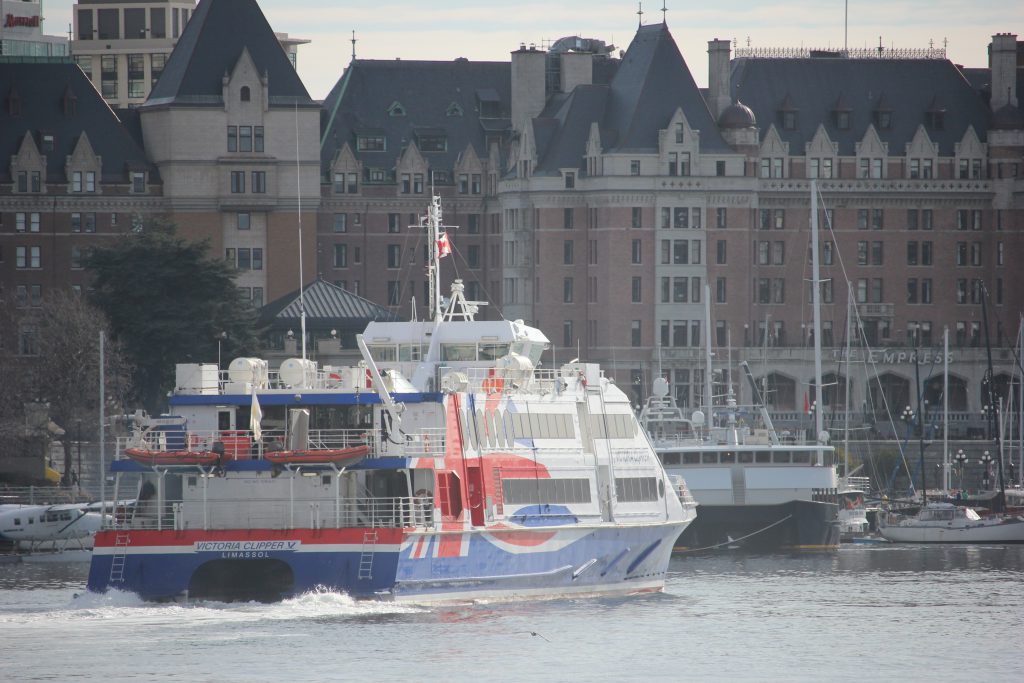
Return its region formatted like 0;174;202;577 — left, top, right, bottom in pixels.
240;86;251;102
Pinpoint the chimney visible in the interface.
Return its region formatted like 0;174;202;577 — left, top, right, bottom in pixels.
560;52;593;93
511;45;547;132
990;33;1019;111
707;39;732;120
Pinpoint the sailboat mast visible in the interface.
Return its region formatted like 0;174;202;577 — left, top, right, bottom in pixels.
810;180;824;460
914;324;926;503
704;284;713;422
943;326;950;492
979;284;1006;511
843;289;852;480
1019;316;1023;487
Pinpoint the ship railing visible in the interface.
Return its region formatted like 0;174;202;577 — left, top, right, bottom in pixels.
459;365;602;395
111;495;436;531
843;476;872;493
117;428;382;460
400;428;447;458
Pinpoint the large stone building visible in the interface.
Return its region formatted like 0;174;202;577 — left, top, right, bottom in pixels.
2;0;1022;437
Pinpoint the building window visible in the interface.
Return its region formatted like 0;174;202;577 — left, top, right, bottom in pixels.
251;171;266;193
716;207;727;229
15;246;41;269
563;320;574;348
72;171;83;192
716;277;727;303
631;320;642;347
128;54;145;98
334;244;348;268
230;171;245;193
631;239;642;264
387;244;401;268
151;53;166;86
564;172;575;189
132;172;146;193
716;240;727;264
357;135;386;152
632;277;642;303
85;213;96;233
563;240;574;265
333;213;347;233
86;172;95;192
228;126;237;152
563;208;574;230
630;160;641;176
254;126;264;153
388;214;400;233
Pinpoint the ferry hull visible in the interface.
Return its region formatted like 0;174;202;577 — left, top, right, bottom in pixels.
674;499;839;552
87;522;688;603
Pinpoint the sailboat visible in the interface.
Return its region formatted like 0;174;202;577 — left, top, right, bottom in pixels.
879;298;1024;543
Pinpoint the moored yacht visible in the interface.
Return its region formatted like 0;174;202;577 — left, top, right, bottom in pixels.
86;196;696;603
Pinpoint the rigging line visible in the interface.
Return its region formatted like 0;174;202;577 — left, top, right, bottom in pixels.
672;514;794;553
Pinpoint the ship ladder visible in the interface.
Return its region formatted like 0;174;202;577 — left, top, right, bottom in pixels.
108;532;131;583
358;530;378;580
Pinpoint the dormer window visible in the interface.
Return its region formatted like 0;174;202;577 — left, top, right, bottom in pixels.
356;133;386;152
415;130;447;152
240;86;251;102
446;101;463;117
41;134;55;153
387;101;405;117
873;93;893;130
832;94;852;131
6;89;21;116
925;96;945;131
778;93;798;131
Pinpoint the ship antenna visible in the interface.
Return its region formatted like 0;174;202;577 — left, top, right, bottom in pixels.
295;102;307;360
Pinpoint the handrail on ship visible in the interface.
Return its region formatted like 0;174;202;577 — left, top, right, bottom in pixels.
109;494;436;532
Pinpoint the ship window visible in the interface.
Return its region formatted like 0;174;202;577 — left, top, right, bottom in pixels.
441;344;476;362
660;453;681;465
503;477;592;504
701;452;718;464
479;343;510;360
755;452;771;463
398;344;425;361
683;453;700;464
792;452;811;464
720;452;736;463
367;345;397;362
772;451;791;463
589;414;635;439
476;409;487;449
13;518;20;525
615;477;659;502
187;476;198;487
322;475;332;486
738;452;753;463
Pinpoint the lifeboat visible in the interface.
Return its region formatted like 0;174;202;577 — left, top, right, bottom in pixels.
263;445;369;467
123;447;220;467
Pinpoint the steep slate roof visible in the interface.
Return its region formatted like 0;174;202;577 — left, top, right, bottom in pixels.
602;23;728;153
320;59;512;177
731;57;993;156
147;0;310;106
532;23;728;174
259;278;400;327
0;61;155;183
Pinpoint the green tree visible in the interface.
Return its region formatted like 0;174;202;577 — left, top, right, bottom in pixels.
84;220;259;412
0;291;131;485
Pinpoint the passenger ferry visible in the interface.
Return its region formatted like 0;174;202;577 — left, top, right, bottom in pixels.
86;197;696;602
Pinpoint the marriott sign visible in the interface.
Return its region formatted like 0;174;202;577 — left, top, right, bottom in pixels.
4;14;41;29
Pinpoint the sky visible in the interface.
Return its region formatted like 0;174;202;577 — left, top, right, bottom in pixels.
42;0;1024;101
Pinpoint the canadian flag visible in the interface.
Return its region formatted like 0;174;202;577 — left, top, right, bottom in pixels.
436;232;452;258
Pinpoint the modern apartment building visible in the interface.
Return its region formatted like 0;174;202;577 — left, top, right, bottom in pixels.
0;0;68;56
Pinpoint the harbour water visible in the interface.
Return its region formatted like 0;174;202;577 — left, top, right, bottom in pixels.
1;545;1022;682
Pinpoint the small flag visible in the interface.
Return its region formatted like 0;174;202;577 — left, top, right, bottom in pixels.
803;392;810;415
250;387;263;443
437;232;452;258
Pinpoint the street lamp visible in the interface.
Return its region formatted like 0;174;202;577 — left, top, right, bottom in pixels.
954;449;968;490
980;450;993;490
216;331;228;371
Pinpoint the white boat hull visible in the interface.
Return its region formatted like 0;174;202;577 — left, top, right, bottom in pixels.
879;516;1024;543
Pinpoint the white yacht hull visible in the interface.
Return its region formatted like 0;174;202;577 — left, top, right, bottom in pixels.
879;516;1024;543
